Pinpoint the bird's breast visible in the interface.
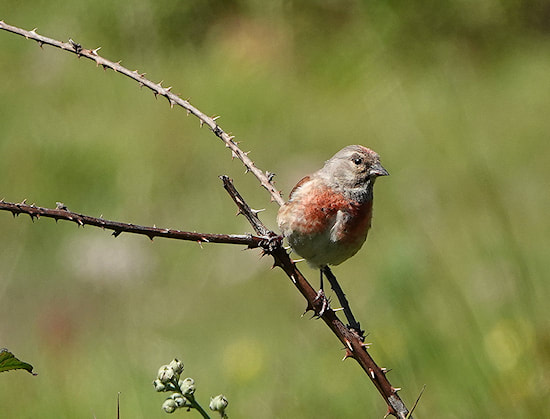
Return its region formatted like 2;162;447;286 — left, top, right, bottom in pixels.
283;182;373;241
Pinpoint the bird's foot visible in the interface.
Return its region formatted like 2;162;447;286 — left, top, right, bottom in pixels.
312;289;330;318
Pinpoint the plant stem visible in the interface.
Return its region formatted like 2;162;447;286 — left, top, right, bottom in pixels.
186;395;211;419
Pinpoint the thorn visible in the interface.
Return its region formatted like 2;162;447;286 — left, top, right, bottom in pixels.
271;259;283;269
368;368;375;379
290;273;297;284
112;230;122;238
165;86;172;92
250;208;265;215
292;258;305;264
231;151;238;160
37;41;44;48
169;99;175;108
56;202;68;211
333;307;345;312
302;300;314;315
140;72;146;78
200;120;204;128
228;135;236;141
21;199;27;205
361;342;372;349
212;115;221;121
392;387;402;393
28;28;38;39
342;348;353;361
344;339;353;351
91;47;101;56
102;64;108;71
197;241;203;249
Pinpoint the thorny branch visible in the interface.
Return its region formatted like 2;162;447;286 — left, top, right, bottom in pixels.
0;199;267;247
0;21;414;417
0;20;285;207
220;177;412;419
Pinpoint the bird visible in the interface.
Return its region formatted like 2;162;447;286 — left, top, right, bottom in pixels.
277;145;388;310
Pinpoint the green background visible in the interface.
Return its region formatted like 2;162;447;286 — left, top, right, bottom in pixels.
1;2;549;418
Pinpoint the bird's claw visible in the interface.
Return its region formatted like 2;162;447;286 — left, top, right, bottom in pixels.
312;289;330;318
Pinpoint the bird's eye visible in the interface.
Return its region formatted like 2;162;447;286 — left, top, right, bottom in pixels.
352;157;363;165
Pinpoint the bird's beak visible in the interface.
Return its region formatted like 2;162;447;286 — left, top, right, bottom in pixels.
370;162;389;177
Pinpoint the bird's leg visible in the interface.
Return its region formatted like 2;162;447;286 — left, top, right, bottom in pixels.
322;266;365;339
312;268;330;317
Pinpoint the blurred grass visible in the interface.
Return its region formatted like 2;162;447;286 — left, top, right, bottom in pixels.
1;2;549;418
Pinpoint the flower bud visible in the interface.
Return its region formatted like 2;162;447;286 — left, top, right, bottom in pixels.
179;377;195;396
157;365;175;384
171;393;189;408
209;394;228;412
169;359;184;375
162;398;177;413
153;379;166;392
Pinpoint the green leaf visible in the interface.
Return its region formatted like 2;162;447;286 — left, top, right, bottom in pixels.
0;348;37;375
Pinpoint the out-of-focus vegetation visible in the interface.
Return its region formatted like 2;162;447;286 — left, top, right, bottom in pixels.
1;1;549;418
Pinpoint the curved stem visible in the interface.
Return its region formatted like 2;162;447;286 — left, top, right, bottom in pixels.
185;394;211;419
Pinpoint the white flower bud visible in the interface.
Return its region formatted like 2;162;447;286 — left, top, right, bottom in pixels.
157;365;175;384
209;394;228;412
171;393;190;408
153;379;166;392
179;377;195;396
162;398;177;413
169;359;184;375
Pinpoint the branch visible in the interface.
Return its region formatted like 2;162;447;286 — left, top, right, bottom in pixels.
0;199;266;248
0;20;285;207
1;22;414;417
220;177;412;419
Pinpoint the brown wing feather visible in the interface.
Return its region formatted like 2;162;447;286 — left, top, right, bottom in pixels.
288;175;311;200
